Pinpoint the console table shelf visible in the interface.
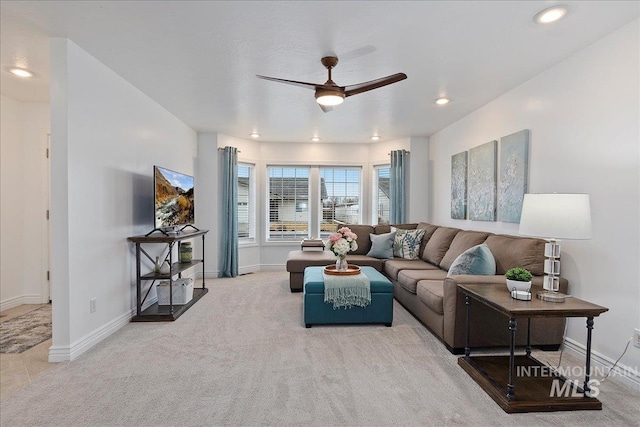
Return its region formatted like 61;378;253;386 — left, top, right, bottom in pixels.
128;229;208;322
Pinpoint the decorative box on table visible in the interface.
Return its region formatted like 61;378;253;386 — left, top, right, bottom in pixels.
157;278;194;305
301;238;325;251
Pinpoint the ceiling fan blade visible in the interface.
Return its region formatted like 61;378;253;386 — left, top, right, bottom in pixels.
319;104;333;113
343;73;407;97
256;75;319;90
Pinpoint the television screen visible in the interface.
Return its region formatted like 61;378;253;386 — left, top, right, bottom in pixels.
154;166;195;229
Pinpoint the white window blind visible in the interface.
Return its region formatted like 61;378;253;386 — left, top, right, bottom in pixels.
320;167;362;238
237;163;256;240
373;165;390;225
268;167;310;240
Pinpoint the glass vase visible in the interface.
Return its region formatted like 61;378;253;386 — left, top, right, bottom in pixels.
336;255;348;272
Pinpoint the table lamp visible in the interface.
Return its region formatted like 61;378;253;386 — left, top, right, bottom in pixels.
518;193;592;302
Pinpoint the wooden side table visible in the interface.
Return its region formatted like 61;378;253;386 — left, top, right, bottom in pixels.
457;283;608;413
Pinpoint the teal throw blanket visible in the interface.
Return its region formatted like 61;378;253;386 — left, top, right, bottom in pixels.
322;272;371;309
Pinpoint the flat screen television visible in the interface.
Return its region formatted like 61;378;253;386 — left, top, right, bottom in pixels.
154;165;195;230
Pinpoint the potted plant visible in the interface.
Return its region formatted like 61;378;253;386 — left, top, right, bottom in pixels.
505;267;533;294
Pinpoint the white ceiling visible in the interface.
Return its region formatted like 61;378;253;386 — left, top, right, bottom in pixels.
1;1;638;143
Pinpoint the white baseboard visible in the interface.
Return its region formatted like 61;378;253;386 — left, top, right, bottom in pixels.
48;310;131;362
563;337;640;392
195;264;286;279
239;264;261;275
0;294;45;312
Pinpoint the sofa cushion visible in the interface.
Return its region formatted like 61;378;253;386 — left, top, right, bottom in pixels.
392;227;426;259
446;243;496;277
343;255;385;271
339;224;375;255
286;250;336;273
366;231;396;259
397;269;448;294
484;234;546;275
440;231;491;270
374;223;417;235
417;280;445;315
422;227;460;266
384;259;439;280
417;222;439;257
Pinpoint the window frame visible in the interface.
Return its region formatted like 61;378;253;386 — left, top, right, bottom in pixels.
266;166;312;242
319;166;363;238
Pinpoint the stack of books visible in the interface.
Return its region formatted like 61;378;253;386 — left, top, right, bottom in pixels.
301;238;325;251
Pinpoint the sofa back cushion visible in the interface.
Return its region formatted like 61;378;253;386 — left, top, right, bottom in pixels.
338;224;375;255
484;234;546;275
417;222;439;258
374;223;417;235
439;231;491;271
422;227;460;266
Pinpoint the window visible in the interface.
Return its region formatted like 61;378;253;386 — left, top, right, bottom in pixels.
373;165;390;225
237;163;256;241
320;167;362;238
268;167;310;240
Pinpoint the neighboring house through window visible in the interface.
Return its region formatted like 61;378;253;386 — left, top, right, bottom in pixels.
237;163;255;241
268;167;311;240
267;166;362;240
320;167;361;238
373;165;390;225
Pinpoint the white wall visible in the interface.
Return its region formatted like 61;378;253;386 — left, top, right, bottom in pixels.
0;95;50;311
428;20;639;389
49;39;197;361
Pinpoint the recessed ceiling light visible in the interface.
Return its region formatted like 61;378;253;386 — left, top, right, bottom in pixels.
371;135;381;141
435;97;450;105
7;67;34;78
250;132;260;138
534;5;568;24
311;136;320;142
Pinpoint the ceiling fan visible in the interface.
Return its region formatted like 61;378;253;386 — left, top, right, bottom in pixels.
256;56;407;113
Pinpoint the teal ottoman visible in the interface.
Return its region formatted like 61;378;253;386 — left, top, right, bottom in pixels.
303;266;394;328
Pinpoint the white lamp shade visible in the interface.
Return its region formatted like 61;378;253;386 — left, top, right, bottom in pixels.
519;194;592;239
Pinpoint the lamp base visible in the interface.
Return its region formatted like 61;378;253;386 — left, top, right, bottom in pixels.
536;290;567;303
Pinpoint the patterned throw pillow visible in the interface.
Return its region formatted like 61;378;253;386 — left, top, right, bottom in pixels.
446;243;496;277
391;227;426;260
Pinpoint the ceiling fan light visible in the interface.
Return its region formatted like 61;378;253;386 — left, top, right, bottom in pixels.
315;90;345;106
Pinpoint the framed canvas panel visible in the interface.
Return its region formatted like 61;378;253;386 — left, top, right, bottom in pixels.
468;140;497;221
498;129;530;223
451;151;468;219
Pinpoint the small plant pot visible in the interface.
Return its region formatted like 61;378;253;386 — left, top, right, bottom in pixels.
506;279;531;293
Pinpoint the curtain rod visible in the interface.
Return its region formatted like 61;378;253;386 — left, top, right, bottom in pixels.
217;148;242;153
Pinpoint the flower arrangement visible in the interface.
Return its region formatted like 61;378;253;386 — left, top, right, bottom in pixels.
327;227;358;257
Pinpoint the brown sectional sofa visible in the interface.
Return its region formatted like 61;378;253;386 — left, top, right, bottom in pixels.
286;222;568;354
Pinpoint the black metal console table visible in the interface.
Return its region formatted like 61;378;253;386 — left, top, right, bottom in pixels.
127;229;208;321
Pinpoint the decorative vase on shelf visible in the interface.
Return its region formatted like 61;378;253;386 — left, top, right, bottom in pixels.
335;255;348;272
159;260;171;275
154;256;161;273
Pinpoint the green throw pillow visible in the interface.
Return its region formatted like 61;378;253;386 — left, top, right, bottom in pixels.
366;231;396;259
391;227;426;260
446;243;496;277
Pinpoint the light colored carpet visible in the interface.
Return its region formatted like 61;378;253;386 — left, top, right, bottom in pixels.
0;272;638;426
